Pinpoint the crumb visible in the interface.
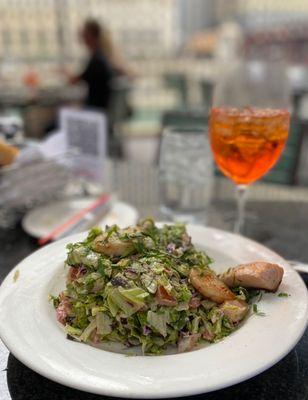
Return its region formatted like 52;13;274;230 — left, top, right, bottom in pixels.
13;269;20;283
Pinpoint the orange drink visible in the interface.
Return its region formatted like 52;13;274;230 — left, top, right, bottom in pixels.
209;107;290;185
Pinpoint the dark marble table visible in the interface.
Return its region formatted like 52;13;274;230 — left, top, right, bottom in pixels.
1;167;308;399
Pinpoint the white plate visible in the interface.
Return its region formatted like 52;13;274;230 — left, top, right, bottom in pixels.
0;225;307;398
22;198;138;238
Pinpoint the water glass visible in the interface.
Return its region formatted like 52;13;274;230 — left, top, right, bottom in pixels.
158;127;213;223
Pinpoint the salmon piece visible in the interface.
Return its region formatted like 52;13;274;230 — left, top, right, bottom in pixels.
189;268;236;304
220;261;284;292
220;299;249;323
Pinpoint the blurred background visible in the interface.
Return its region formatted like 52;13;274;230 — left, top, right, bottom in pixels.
2;0;308;230
0;1;308;178
3;5;308;397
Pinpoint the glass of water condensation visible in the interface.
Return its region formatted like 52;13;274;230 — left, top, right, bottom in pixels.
159;127;213;223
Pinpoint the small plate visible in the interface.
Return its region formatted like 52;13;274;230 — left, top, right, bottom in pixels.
22;198;138;238
0;225;307;398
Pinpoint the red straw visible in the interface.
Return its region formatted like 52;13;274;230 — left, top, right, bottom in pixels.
38;193;110;246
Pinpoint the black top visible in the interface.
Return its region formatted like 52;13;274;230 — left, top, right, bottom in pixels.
79;50;114;110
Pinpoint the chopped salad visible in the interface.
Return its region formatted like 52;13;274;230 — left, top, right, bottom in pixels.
51;220;262;355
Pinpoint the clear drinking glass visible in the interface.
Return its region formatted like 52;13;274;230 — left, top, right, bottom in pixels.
158;127;213;223
209;61;291;234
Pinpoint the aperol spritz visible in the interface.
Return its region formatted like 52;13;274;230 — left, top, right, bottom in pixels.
209;107;290;185
209;61;291;233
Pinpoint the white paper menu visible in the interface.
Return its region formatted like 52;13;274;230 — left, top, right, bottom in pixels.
60;107;107;184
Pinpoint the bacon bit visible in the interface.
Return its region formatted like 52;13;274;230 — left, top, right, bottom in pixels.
56;292;72;325
155;286;177;306
189;297;201;309
202;329;214;342
90;329;100;344
68;265;87;282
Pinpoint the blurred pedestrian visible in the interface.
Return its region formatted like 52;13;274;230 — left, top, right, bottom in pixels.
69;19;133;110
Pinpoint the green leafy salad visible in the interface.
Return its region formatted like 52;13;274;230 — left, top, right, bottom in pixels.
51;220;255;355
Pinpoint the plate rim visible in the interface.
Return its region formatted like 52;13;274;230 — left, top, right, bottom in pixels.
0;224;307;398
21;198;138;238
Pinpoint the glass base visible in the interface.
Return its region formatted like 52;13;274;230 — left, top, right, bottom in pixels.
160;205;208;225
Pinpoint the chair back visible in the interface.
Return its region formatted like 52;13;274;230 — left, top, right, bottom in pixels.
200;80;214;114
163;73;188;107
263;117;305;185
108;77;131;126
161;108;207;131
107;77;132;157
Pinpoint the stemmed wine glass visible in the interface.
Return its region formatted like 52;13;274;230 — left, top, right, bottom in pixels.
209;61;291;233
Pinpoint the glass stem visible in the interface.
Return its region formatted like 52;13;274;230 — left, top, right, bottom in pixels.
234;184;248;234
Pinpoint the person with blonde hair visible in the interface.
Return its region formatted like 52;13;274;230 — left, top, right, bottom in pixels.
70;19;132;110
